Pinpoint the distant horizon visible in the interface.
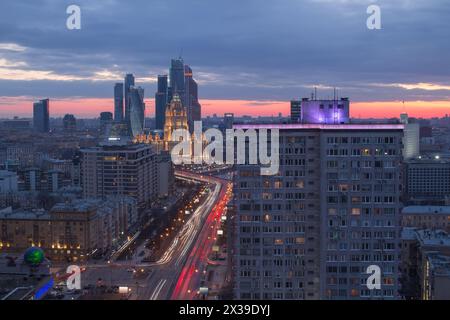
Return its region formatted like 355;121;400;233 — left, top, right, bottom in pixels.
0;97;449;120
1;1;450;123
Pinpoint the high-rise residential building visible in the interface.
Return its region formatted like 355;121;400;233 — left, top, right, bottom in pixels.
114;83;124;122
124;74;135;123
233;123;404;300
155;75;168;130
184;65;202;132
129;86;145;137
81;141;157;207
33;99;50;133
290;100;301;123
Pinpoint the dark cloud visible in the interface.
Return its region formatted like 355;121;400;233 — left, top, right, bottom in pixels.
0;0;449;102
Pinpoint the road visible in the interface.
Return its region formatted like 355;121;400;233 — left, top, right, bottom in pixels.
140;171;230;300
171;174;232;300
77;171;230;300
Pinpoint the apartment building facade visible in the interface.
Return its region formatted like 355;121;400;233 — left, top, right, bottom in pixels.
233;123;404;300
81;141;157;207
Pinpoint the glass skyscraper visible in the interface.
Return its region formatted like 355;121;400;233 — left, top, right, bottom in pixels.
129;86;145;137
124;73;135;124
169;58;185;97
155;75;168;130
184;65;202;133
114;83;124;122
33;99;49;133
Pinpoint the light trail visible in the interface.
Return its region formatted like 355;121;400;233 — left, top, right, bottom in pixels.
149;279;167;300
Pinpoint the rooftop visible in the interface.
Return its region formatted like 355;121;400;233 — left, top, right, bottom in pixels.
426;253;450;276
402;206;450;215
0;170;17;178
416;229;450;247
0;210;49;220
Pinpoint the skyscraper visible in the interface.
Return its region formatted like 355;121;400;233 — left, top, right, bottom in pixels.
163;93;188;151
124;73;135;123
33;99;49;133
155;75;168;130
114;83;124;122
169;58;185;96
129;86;145;137
184;65;202;133
233;123;404;300
290;100;301;123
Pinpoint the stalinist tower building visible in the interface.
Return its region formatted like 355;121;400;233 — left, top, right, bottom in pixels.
163;93;189;151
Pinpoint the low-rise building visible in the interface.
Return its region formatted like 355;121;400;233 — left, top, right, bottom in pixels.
400;228;450;300
402;206;450;232
0;197;137;263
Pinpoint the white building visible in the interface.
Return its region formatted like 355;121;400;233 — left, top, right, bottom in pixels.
233;123;404;300
400;113;420;160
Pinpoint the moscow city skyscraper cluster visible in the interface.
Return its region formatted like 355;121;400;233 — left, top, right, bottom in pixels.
155;57;202;133
113;73;146;137
113;57;201;137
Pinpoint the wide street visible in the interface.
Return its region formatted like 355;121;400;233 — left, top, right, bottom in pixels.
78;170;231;300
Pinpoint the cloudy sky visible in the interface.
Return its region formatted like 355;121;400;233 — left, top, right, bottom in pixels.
0;0;449;118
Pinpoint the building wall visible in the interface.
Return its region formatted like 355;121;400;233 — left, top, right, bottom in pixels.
406;160;450;200
234;125;403;300
0;197;138;263
81;144;157;207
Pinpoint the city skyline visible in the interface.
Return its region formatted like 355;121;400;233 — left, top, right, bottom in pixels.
1;1;450;119
1;97;450;119
1;0;450;305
